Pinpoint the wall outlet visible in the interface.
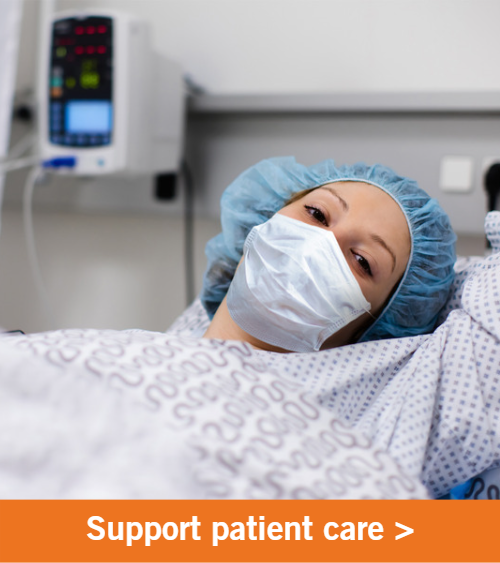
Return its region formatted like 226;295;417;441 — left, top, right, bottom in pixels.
439;156;474;192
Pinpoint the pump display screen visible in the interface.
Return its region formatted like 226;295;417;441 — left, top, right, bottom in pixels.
66;101;112;134
49;16;113;147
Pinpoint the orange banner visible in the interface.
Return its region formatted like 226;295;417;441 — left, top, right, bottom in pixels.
0;500;497;562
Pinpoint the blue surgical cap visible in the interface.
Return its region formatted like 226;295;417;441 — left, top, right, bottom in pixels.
201;157;457;342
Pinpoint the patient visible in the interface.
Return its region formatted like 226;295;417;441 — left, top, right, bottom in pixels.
202;157;456;353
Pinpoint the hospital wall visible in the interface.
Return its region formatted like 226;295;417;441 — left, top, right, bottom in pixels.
1;0;497;333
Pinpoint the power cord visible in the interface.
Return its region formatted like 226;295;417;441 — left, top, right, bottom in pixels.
181;160;195;306
0;131;35;163
23;166;57;329
0;154;41;173
0;156;77;327
0;155;76;174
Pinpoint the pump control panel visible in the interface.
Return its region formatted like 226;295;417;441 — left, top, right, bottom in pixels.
49;16;113;149
40;11;185;176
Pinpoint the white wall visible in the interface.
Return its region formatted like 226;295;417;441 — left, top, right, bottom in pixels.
0;207;219;333
14;0;38;93
55;0;500;95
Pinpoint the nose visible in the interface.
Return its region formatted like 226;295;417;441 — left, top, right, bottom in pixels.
329;222;351;254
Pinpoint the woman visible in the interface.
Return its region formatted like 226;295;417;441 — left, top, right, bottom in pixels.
202;157;456;353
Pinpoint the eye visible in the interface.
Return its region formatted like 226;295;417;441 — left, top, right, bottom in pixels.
304;205;328;226
353;252;372;277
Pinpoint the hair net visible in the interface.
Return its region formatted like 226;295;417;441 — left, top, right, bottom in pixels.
201;157;457;342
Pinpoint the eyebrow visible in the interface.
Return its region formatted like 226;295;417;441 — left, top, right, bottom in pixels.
323;186;349;212
322;186;397;272
371;234;397;273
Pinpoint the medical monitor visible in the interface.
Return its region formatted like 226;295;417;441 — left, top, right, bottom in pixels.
40;11;185;176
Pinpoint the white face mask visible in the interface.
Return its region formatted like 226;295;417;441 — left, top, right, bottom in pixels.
226;213;372;353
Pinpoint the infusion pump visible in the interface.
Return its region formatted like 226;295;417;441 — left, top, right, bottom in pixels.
39;11;185;175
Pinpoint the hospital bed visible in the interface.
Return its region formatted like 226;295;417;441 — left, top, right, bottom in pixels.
0;212;499;500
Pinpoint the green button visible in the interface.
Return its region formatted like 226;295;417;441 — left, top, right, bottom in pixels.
56;46;67;57
65;77;76;88
80;72;100;89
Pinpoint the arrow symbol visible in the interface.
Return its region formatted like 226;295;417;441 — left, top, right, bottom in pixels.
395;522;414;540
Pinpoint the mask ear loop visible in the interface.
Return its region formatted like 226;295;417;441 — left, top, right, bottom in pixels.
349;308;377;344
364;307;377;321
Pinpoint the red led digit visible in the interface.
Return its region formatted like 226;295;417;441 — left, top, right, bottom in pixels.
97;45;106;54
97;25;107;33
86;26;95;34
75;26;84;34
86;45;95;54
75;46;84;55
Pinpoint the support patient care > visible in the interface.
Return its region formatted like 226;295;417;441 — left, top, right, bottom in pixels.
87;516;384;547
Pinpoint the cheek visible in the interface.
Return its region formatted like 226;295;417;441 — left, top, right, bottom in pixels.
276;206;298;220
354;279;384;315
355;273;396;316
368;275;403;317
369;251;410;315
364;286;388;315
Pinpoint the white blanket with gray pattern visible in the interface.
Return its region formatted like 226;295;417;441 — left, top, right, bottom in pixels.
0;329;425;499
1;212;499;500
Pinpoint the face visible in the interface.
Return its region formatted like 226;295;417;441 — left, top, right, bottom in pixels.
278;181;411;348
